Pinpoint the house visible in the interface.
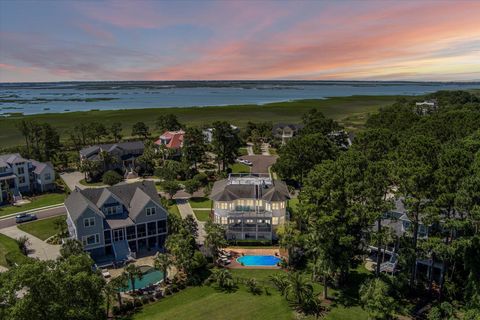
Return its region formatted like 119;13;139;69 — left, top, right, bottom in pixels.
210;173;290;241
0;153;55;204
155;130;185;155
203;125;239;143
415;99;438;115
272;123;303;145
65;181;168;265
79;141;145;172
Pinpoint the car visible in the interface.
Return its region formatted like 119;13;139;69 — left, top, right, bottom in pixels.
237;158;246;164
243;160;253;166
15;213;37;224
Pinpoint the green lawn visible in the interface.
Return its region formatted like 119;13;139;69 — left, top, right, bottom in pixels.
193;210;210;222
17;215;67;240
133;285;294;320
0;95;399;148
0;233;30;267
229;163;250;173
287;198;299;216
79;179;107;187
168;204;180;217
238;147;248;156
0;193;65;217
189;197;212;209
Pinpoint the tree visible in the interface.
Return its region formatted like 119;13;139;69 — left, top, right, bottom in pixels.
204;220;227;262
165;233;196;274
0;254;105;320
98;150;117;173
184;179;201;195
131;122;150;139
274;133;337;185
277;221;301;266
88;122;107;144
15;120;32;156
208;268;236;291
109;274;128;308
184;214;199;238
136;140;158;175
211;121;241;172
16;236;30;256
102;170;123;186
156;113;182;132
162;180;181;199
60;239;84;259
182;127;206;169
301;108;340;135
109;122;122;142
79;159;101;182
154;253;173;284
124;263;143;294
359;278;396;320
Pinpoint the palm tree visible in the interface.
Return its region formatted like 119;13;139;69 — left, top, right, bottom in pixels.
278;221;300;266
16;236;30;256
154;253;173;284
124;264;143;294
109;274;128;308
209;268;235;291
204;221;227;264
285;272;314;310
99;150;118;172
269;274;289;296
103;280;118;318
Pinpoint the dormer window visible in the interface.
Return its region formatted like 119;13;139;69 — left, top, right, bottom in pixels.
146;207;156;216
105;206;117;215
84;217;95;227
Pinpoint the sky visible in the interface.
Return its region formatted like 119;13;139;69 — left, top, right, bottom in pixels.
0;0;479;82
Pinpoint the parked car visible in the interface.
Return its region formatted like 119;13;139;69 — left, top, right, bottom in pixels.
15;213;37;223
243;160;253;166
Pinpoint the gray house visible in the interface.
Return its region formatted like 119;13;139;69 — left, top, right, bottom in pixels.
65;181;167;265
0;153;55;204
210;173;290;241
79;141;145;173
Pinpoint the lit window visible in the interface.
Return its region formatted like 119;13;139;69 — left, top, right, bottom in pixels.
84;217;95;227
146;207;156;216
221;217;227;225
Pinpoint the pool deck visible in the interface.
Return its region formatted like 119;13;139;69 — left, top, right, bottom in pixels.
225;248;283;269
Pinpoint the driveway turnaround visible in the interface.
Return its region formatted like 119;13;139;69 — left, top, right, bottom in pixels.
0;226;61;261
60;171;85;190
241;155;278;173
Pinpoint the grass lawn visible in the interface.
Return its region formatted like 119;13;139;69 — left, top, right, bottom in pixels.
238;147;248;156
0;233;30;267
287;198;299;215
193;210;210;222
79;179;107;187
269;148;278;155
168;204;180;217
189;197;212;209
229;163;250;173
133;285;294;320
17;215;67;240
0;95;399;148
0;193;66;217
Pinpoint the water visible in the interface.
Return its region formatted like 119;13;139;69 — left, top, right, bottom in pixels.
121;267;164;291
237;255;281;266
1;81;479;116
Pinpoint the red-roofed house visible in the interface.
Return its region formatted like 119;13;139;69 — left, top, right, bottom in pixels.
155;130;185;152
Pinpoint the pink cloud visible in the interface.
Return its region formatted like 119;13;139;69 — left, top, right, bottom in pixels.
77;23;115;43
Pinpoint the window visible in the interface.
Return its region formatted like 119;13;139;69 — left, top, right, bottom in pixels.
18;176;26;184
17;167;24;174
44;173;51;180
82;234;100;246
105;206;117;215
221;217;228;225
84;217;95;227
146;207;156;216
265;203;271;211
0;167;6;173
272;217;279;225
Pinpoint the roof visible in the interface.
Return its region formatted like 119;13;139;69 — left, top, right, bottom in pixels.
0;153;28;165
272;123;304;131
156;130;185;149
79;141;144;157
65;181;164;224
29;159;53;175
210;178;290;202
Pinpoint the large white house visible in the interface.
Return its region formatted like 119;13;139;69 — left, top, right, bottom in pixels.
210;173;290;241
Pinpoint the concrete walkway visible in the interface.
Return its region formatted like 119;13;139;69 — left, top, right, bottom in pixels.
0;226;60;261
246;143;254;156
60;171;87;190
176;199;206;244
261;143;271;156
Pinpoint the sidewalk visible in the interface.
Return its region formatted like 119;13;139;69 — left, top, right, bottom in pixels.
0;226;60;261
176;199;206;244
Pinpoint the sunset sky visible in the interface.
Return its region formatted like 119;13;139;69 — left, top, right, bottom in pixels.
1;0;479;82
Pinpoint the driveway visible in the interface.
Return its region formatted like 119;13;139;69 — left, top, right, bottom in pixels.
241;155;278;174
176;199;206;244
0;226;61;261
60;171;85;190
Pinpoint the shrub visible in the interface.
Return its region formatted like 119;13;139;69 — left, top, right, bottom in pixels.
359;278;396;320
112;306;121;316
184;179;201;194
102;170;123;186
141;296;150;305
246;278;262;295
193;172;208;185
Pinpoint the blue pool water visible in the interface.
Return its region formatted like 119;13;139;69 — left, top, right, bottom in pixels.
121;266;164;291
237;255;281;266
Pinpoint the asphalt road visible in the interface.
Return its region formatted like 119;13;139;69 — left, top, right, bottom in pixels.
242;155;278;173
0;206;67;229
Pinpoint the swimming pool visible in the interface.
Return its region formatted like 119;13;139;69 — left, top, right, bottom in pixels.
237;255;281;267
121;266;164;291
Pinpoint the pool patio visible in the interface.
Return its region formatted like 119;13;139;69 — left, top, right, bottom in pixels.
224;247;284;269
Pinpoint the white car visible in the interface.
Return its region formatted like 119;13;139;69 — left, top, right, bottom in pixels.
237;158;253;166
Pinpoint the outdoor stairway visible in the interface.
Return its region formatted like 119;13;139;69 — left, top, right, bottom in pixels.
112;239;131;262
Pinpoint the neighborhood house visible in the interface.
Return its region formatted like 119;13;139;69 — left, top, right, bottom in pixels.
79;141;145;173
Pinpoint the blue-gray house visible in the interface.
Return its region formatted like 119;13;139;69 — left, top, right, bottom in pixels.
65;181;167;265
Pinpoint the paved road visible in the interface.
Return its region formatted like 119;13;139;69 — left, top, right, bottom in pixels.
0;206;66;229
242;155;278;173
